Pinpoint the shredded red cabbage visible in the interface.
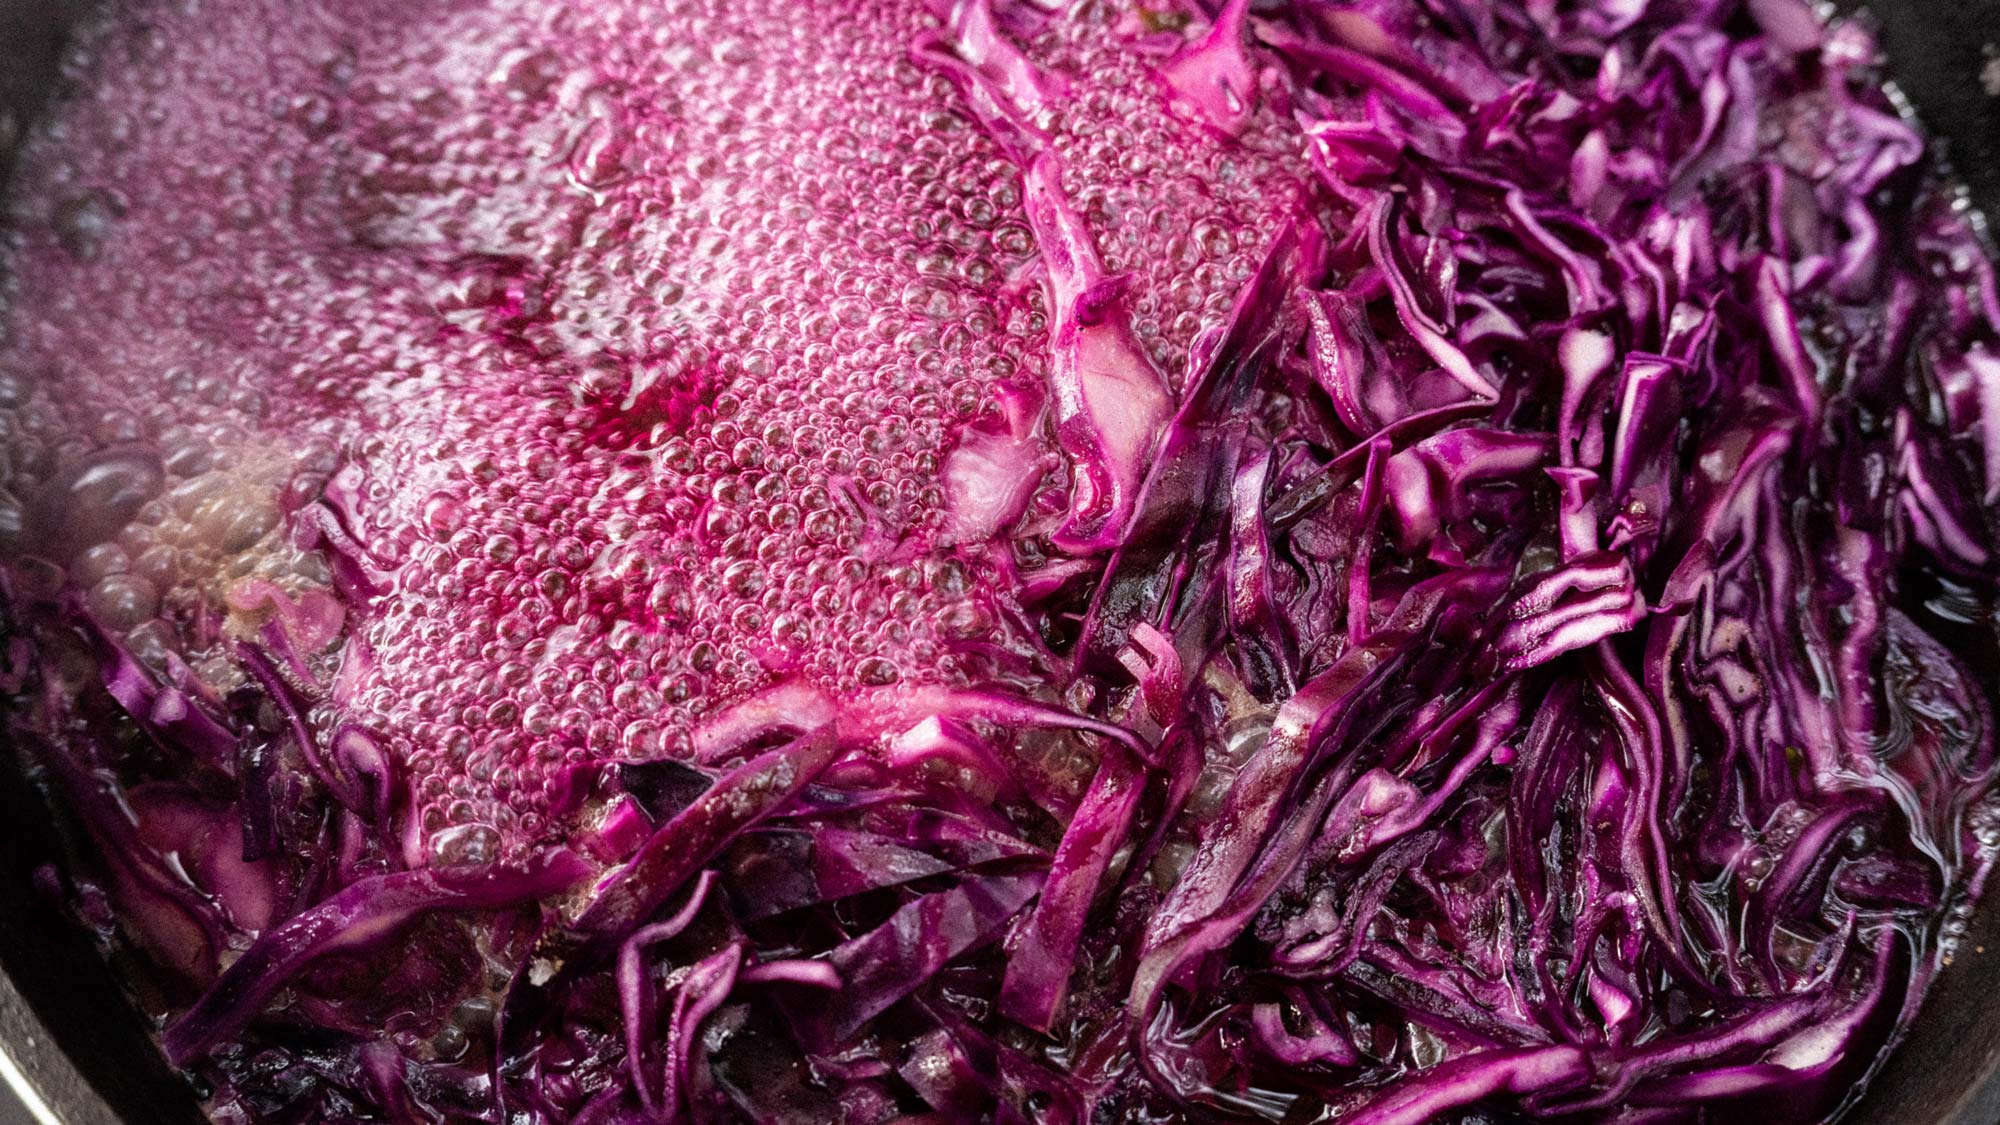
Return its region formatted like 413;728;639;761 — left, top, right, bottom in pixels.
4;0;2000;1122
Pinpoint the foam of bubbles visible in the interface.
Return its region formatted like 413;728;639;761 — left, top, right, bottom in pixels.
0;0;1308;856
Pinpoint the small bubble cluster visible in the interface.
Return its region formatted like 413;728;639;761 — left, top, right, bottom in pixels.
1030;6;1312;378
0;0;1310;853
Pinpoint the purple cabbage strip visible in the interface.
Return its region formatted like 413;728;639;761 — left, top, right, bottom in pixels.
163;849;590;1066
4;0;2000;1122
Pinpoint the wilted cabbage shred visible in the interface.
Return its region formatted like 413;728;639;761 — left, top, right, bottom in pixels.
2;0;1999;1122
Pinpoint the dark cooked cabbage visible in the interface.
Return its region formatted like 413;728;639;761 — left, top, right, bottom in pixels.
3;0;2000;1122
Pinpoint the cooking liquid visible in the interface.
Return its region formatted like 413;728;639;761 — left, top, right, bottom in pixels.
2;2;1999;1123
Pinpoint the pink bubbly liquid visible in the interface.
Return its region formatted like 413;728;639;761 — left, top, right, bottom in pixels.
0;0;1302;856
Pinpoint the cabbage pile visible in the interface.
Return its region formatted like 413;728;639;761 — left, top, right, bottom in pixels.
4;0;2000;1122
